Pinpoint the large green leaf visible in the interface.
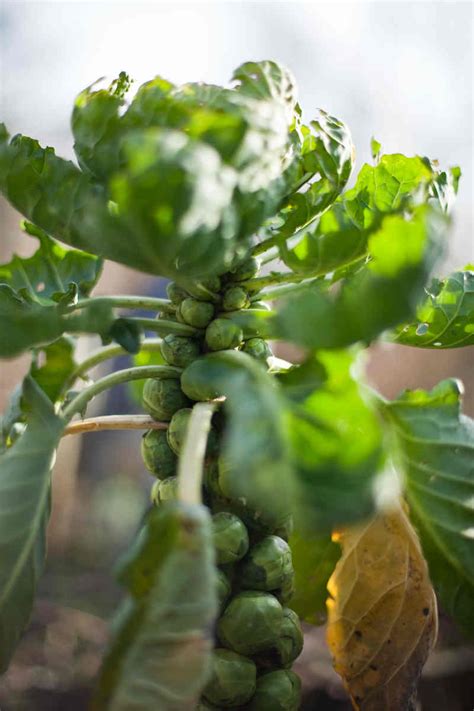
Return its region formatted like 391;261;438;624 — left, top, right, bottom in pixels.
277;153;434;275
181;350;294;525
393;268;474;348
384;380;474;635
0;377;65;672
92;502;217;710
270;205;447;349
278;350;384;530
0;222;102;301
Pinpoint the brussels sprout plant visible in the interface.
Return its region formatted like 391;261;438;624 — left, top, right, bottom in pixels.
0;60;472;711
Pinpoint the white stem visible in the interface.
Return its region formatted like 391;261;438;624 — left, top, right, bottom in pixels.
63;415;167;436
177;402;216;506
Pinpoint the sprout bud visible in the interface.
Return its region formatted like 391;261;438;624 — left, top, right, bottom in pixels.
166;281;189;305
218;591;283;655
229;256;261;282
239;535;293;592
140;429;176;479
242;338;272;362
216;568;232;608
142;377;190;421
222;286;250;312
150;475;178;505
178;297;214;328
160;334;201;368
167;407;193;454
256;608;303;669
212;512;249;565
203;649;257;707
205;319;243;351
247;670;301;710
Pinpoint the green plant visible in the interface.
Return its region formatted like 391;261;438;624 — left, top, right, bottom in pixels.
0;60;472;711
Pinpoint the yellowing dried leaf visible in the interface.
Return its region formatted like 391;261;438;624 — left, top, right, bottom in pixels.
326;507;437;710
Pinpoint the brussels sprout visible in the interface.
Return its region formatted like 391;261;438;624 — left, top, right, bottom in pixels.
140;429;177;479
167;407;192;454
222;286;250;312
199;275;221;293
218;591;283;655
216;568;232;608
239;536;293;591
166;281;189;305
229;256;261;282
160;334;201;368
256;608;304;669
212;512;249;565
142;377;190;421
241;337;272;362
205;319;243;351
247;670;301;711
203;649;257;707
150;475;178;504
178;297;214;328
157;309;178;322
275;576;296;606
273;515;294;542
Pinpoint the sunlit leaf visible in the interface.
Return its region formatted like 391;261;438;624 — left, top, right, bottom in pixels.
327;507;438;710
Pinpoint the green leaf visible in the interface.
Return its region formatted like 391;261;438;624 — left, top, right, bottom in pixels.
279;350;384;530
232;60;297;118
384;380;474;635
30;336;78;403
370;136;382;163
393;268;474;348
278;153;434;275
0;377;65;672
289;530;340;625
0;222;102;303
92;502;218;710
0;284;139;358
181;350;294;524
270;205;447;349
72;73;132;179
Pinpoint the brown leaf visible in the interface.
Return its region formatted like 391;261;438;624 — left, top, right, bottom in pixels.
326;507;438;710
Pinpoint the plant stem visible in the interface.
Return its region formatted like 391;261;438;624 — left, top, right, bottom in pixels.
62;364;181;421
242;269;319;293
63;415;167;436
252;234;278;257
130;317;201;337
177;402;216;506
65;338;163;390
73;295;175;313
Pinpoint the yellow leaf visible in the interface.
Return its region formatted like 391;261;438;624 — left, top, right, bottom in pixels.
326;507;438;710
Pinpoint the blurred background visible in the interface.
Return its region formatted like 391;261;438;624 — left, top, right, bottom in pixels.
0;2;473;709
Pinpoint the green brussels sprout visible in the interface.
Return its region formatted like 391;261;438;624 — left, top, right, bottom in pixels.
140;429;177;479
205;319;243;351
216;568;232;608
275;576;295;606
166;407;192;454
142;377;190;421
239;536;293;591
160;334;201;368
249;300;271;311
203;649;257;707
178;297;214;328
198;275;221;293
150;475;178;504
166;281;189;304
229;256;261;282
157;309;179;323
241;337;272;362
222;286;250;312
256;608;304;669
273;515;294;542
247;670;301;711
212;512;249;565
218;591;283;655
